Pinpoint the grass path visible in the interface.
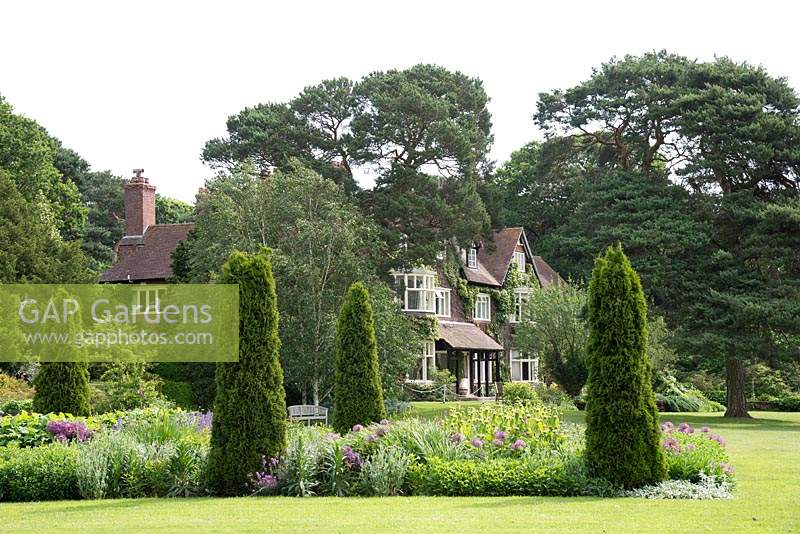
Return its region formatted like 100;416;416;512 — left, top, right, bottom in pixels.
1;411;798;533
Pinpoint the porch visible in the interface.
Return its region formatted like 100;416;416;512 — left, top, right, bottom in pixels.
436;321;504;398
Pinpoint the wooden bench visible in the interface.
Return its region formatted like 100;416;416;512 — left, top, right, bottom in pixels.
288;404;328;425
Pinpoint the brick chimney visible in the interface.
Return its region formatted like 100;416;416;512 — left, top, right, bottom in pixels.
124;168;156;236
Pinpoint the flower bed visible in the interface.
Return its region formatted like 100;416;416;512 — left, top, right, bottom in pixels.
0;404;735;502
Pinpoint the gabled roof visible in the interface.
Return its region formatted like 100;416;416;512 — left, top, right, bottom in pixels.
477;227;526;286
438;321;504;351
99;223;194;283
531;256;563;288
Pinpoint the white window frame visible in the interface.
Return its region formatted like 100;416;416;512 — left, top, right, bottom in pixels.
134;286;165;317
467;247;478;269
474;293;491;321
409;341;437;382
511;288;529;323
392;271;436;313
435;288;451;318
510;349;539;383
513;251;526;272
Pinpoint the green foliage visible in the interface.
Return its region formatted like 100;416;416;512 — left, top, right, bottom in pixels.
358;445;411;496
502;383;540;404
660;424;732;483
515;282;589;397
33;363;90;417
160;381;195;409
0;172;93;284
408;455;617;497
762;395;800;412
0;95;87;240
207;249;287;496
443;402;561;448
0;373;34;403
76;414;208;499
0;444;80;502
0;398;33;416
187;163;408;404
333;282;386;433
585;245;665;488
155;195;194;224
96;363;163;412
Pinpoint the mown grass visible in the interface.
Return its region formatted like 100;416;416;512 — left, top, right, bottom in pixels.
1;409;798;533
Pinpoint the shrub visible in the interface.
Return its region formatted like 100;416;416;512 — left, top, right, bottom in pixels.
207;249;287;496
585;245;665;488
657;393;701;413
379;418;471;462
98;363;163;412
442;401;561;452
1;412;86;448
0;444;80;501
75;416;209;499
0;398;33;415
161;381;195;409
33;362;91;416
503;383;539;404
765;394;800;412
359;445;411;496
660;422;733;483
705;390;727;406
626;473;733;500
409;454;617;497
332;282;386;434
534;383;576;409
0;373;34;402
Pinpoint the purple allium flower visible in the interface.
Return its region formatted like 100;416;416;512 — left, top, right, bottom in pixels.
700;426;711;433
324;432;341;442
366;434;378;443
708;434;726;447
449;432;465;444
379;419;390;425
685;443;697;452
342;446;362;469
720;463;736;476
376;426;388;437
662;437;682;453
351;424;364;432
678;422;694;434
250;472;278;490
510;439;526;451
491;438;504;447
470;437;484;448
46;420;93;443
493;430;508;441
660;421;674;433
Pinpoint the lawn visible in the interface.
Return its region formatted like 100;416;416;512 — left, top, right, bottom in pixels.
2;409;798;533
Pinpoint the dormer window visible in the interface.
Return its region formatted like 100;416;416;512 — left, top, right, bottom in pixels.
467;247;478;269
513;251;526;271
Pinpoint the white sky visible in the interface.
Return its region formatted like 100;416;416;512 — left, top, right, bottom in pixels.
2;1;799;202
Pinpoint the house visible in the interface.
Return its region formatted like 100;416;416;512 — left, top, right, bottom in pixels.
102;173;563;397
392;229;562;397
99;170;194;309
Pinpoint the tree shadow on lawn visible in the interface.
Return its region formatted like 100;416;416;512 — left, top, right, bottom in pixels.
37;497;171;514
656;412;800;433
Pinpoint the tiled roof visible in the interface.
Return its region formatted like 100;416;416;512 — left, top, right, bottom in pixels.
100;223;194;282
438;321;504;351
463;259;500;287
531;256;563;288
475;227;525;286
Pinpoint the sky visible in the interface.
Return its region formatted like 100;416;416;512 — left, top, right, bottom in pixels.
2;1;799;202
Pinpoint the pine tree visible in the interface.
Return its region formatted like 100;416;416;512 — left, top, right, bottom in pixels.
332;282;386;433
585;245;665;488
207;248;287;496
32;363;91;416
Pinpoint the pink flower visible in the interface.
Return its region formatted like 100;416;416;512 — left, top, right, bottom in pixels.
678;422;694;434
351;424;364;432
510;439;526;451
470;437;484;448
700;426;711;433
660;421;674;433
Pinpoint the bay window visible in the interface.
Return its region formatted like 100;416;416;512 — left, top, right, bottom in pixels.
393;271;436;312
